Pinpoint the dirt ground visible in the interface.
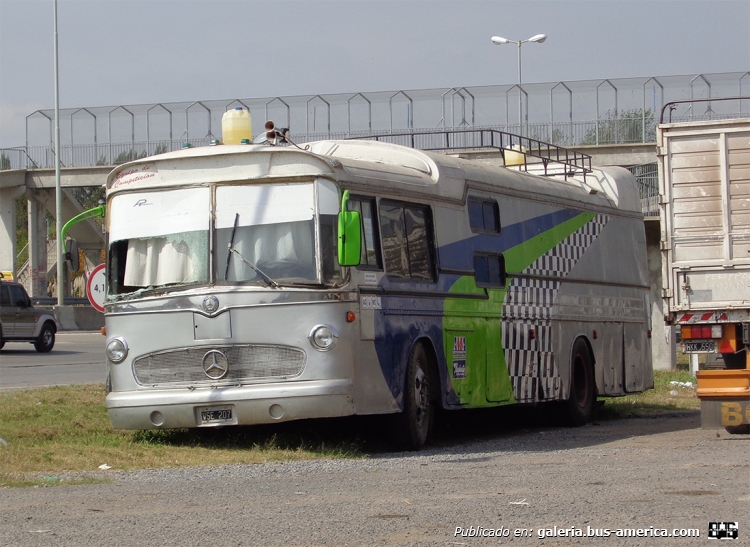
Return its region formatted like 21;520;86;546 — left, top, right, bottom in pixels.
1;410;748;547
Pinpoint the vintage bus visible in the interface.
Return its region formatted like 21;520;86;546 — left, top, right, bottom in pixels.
101;136;652;449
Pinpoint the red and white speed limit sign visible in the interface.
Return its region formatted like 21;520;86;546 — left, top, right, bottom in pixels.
86;263;106;313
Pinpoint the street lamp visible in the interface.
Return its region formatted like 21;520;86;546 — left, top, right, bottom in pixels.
491;33;547;126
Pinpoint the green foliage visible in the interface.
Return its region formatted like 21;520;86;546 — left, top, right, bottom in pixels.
153;143;168;155
0;153;10;170
113;149;148;165
581;108;656;145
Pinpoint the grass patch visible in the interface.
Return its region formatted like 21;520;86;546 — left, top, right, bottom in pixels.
598;369;700;419
0;384;363;486
0;372;702;485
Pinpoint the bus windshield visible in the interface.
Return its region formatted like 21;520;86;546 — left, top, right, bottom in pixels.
216;184;318;284
107;181;343;298
107;187;210;297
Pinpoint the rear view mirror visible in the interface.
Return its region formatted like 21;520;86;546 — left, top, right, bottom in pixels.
66;239;80;272
337;190;361;267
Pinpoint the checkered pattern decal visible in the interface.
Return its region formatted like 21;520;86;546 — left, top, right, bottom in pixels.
502;214;609;402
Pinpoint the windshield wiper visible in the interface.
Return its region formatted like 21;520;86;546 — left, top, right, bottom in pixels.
224;213;240;281
227;247;280;288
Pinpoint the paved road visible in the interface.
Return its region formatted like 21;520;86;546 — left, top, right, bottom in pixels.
1;411;748;547
0;331;106;390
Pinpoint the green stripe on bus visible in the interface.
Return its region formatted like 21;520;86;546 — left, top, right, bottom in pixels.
443;211;596;408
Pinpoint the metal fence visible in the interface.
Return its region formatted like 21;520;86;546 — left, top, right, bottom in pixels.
1;71;748;170
627;163;659;217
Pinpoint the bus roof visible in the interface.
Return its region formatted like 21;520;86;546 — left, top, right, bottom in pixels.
106;139;641;214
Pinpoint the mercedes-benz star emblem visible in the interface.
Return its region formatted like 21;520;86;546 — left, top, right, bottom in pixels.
202;350;229;380
202;295;219;313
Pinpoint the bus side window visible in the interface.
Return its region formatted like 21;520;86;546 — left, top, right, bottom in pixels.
379;201;435;282
468;198;500;234
348;197;382;269
474;253;506;288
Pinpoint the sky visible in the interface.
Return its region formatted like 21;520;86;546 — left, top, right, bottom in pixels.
0;0;748;148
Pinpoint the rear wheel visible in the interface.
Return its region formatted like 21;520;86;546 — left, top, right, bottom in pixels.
725;424;750;435
394;343;433;450
563;338;595;427
34;323;55;353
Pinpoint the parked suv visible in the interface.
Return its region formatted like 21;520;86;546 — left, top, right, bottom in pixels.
0;278;57;352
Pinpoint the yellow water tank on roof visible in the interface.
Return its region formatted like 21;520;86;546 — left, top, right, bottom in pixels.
222;107;252;145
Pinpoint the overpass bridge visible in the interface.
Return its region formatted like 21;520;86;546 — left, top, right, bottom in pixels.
1;72;747;365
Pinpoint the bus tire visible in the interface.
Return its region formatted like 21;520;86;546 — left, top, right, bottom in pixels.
563;338;595;427
394;342;433;450
725;424;750;435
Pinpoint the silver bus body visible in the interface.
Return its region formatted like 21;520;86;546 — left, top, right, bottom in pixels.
103;140;652;438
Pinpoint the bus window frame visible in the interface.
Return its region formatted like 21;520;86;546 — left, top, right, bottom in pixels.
467;196;501;235
348;195;383;271
378;198;437;283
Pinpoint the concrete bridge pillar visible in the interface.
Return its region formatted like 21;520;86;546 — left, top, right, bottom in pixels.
27;189;49;296
0;185;24;276
646;219;676;370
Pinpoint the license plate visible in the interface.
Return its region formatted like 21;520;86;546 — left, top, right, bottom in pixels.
198;405;234;425
684;340;716;353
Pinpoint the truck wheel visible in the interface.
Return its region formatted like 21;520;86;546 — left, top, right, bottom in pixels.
563;338;595;427
394;342;433;450
725;424;750;435
34;323;55;353
0;329;4;350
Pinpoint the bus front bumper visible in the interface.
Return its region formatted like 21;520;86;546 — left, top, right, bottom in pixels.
106;378;354;429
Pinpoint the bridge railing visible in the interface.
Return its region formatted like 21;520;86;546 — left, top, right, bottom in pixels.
3;113;746;171
5;71;748;170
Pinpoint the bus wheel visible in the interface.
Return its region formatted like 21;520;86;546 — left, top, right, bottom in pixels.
563;338;595;427
725;424;750;435
395;343;433;450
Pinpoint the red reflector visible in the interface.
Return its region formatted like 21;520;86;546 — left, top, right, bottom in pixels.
647;330;652;339
593;330;598;340
529;329;536;340
719;339;734;353
346;311;356;323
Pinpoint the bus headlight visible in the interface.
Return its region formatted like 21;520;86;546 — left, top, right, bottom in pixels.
309;325;338;351
106;338;129;363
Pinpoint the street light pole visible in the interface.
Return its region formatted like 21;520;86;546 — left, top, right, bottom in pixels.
491;33;547;128
53;0;63;307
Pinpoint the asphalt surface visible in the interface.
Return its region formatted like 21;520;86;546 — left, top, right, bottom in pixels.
0;331;106;390
1;411;748;547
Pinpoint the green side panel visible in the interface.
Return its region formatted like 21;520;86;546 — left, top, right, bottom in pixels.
444;277;512;408
443;211;596;408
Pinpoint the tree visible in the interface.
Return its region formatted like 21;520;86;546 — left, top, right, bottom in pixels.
113;149;148;165
581;108;656;145
0;153;11;170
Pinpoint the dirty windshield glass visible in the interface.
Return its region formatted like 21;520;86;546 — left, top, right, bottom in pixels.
216;184;319;284
107;188;210;297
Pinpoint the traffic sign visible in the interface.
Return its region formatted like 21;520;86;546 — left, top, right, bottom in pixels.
86;263;106;313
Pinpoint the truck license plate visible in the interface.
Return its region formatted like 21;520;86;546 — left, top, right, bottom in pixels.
684;341;716;353
198;406;234;425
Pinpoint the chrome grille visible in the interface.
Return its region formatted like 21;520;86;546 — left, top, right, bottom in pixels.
133;345;306;385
